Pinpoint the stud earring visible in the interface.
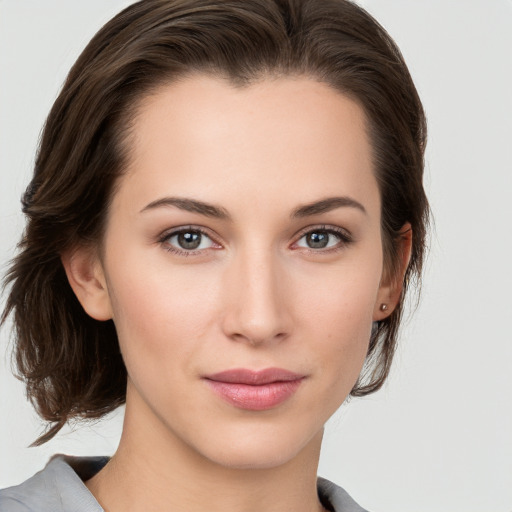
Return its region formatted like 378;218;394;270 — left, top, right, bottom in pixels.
379;303;388;311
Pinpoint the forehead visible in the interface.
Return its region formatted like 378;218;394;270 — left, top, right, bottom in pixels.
117;75;378;217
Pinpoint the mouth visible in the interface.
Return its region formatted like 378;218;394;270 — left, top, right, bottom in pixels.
203;368;305;411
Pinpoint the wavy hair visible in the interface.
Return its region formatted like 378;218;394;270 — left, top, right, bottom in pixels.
2;0;428;446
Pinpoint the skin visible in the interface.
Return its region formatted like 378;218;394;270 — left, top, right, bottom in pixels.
63;75;410;512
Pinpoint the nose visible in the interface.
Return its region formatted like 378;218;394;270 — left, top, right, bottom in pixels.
221;247;293;346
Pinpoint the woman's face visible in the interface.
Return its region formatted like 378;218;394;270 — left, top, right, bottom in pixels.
77;76;395;469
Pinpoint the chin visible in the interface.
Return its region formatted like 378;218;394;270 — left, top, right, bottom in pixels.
207;447;295;470
193;423;324;471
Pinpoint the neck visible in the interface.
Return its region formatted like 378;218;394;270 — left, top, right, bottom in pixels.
85;385;326;512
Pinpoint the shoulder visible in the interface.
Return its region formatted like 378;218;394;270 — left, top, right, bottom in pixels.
317;477;371;512
0;454;108;512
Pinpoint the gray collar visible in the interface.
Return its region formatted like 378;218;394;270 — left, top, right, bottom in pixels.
1;454;369;512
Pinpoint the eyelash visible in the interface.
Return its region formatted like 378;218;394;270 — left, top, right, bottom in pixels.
158;226;219;257
158;224;353;257
292;225;353;254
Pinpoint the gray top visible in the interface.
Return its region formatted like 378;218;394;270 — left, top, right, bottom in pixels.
0;454;369;512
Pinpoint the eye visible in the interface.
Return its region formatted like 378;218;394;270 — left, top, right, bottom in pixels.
294;227;350;251
162;228;218;254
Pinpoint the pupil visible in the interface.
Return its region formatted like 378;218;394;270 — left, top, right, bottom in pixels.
307;231;328;248
178;231;201;249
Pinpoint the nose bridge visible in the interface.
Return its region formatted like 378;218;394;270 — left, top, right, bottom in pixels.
222;243;291;344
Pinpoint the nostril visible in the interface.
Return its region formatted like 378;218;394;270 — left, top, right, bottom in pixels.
220;260;293;345
228;329;289;346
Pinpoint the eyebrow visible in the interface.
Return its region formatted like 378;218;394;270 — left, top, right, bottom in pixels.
140;197;231;219
291;196;367;218
140;195;366;219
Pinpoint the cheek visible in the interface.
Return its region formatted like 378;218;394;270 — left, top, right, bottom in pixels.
105;254;220;367
293;256;382;377
308;291;374;378
295;256;382;332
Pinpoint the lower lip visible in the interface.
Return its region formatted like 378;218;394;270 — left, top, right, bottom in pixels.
205;379;303;411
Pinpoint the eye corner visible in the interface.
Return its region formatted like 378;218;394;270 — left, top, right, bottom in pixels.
291;225;354;253
158;225;223;256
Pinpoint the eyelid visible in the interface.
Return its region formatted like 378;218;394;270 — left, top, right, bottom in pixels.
156;223;353;256
158;225;223;256
290;224;353;251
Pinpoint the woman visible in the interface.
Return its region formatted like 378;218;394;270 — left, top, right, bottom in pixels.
0;0;428;510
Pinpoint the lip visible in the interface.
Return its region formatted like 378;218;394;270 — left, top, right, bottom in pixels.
204;368;305;411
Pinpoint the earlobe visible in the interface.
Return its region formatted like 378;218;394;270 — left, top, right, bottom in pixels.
61;247;113;321
373;223;413;321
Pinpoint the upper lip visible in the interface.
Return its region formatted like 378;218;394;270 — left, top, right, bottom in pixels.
204;368;304;385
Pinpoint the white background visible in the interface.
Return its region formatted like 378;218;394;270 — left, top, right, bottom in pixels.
1;1;511;511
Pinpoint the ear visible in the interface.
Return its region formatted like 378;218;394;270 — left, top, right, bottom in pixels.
61;246;113;321
373;223;413;321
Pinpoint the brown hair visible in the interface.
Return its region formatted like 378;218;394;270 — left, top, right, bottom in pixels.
2;0;428;446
